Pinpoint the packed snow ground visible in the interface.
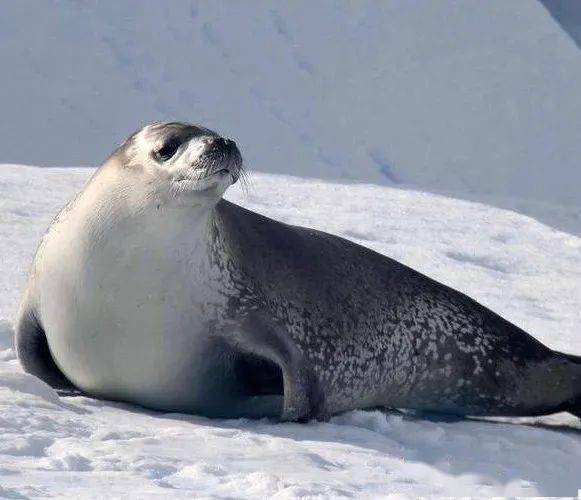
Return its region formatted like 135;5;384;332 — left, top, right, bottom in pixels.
0;165;580;498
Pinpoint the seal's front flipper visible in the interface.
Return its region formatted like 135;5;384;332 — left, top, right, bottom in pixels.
15;308;75;391
225;313;325;422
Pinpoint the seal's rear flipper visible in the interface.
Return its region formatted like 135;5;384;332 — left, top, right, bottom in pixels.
15;309;76;391
566;400;581;420
557;351;581;419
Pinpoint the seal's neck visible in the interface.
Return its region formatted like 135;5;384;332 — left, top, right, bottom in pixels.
80;163;220;247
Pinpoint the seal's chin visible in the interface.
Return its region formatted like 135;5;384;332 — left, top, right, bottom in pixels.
169;164;236;200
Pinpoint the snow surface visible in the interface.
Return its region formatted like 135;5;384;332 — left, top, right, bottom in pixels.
2;1;581;229
1;164;580;498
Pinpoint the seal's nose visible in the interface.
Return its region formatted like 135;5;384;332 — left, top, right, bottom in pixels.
205;137;237;153
224;138;237;151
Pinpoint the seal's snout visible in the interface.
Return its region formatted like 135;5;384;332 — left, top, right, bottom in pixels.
199;136;243;184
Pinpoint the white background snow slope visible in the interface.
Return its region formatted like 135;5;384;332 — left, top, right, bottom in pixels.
1;1;581;235
0;165;580;498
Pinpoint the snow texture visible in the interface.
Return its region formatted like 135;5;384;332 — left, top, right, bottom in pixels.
1;1;581;236
0;165;580;498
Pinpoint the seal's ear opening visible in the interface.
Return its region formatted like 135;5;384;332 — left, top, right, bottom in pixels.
233;352;284;401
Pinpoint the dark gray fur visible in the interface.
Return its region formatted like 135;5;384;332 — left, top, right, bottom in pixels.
207;200;581;420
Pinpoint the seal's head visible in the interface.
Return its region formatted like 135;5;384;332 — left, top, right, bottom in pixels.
111;122;243;207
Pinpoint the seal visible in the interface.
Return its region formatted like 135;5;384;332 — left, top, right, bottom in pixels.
15;121;581;421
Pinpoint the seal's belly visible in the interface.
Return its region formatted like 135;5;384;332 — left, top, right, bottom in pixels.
49;308;235;412
40;242;237;412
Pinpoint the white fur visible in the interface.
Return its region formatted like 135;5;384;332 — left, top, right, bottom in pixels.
28;126;237;411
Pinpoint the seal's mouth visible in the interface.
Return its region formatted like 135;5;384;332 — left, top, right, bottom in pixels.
175;168;230;182
190;138;242;183
199;166;235;180
173;164;239;189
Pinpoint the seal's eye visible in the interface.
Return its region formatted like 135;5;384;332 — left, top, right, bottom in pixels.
154;138;181;162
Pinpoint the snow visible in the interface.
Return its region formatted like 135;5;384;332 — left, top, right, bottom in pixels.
1;164;580;497
2;1;581;229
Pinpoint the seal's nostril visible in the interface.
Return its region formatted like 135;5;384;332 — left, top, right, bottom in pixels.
204;137;238;154
204;137;224;150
